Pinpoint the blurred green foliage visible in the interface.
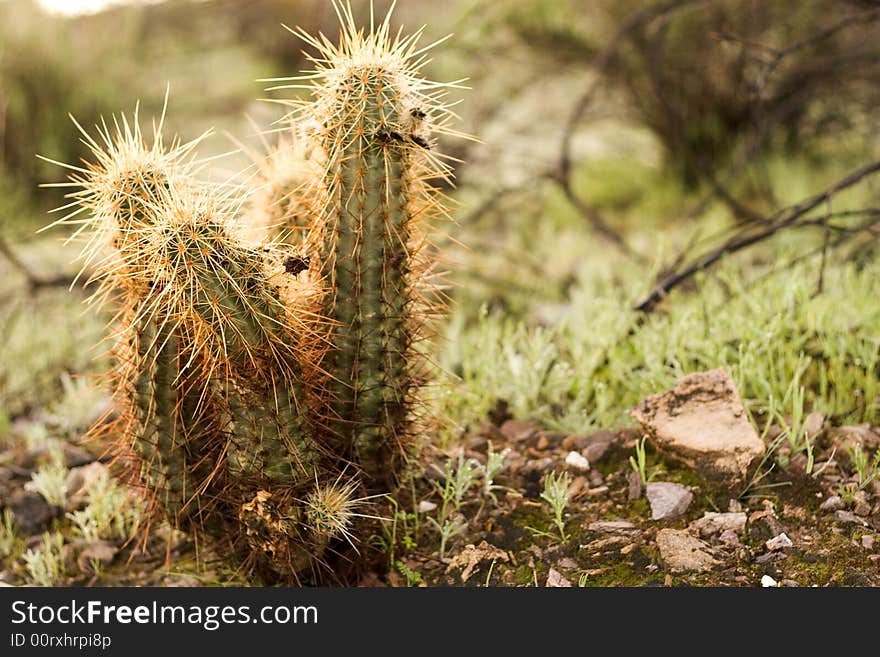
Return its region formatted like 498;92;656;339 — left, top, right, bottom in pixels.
0;0;335;232
500;0;880;186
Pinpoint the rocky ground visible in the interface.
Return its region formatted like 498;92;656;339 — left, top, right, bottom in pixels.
1;368;878;587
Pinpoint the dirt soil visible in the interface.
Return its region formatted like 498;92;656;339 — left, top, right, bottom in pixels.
1;414;878;587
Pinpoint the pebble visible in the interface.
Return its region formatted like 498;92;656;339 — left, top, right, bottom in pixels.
500;420;539;443
546;568;572;587
853;491;871;517
564;451;590;472
583;441;610;463
646;482;693;520
656;529;719;573
761;575;778;587
587;520;638;535
631;368;765;490
834;510;868;527
765;532;793;551
862;535;875;551
718;529;741;546
627;471;643;501
562;430;617;452
819;496;845;512
417;500;437;513
689;512;747;538
65;461;108;499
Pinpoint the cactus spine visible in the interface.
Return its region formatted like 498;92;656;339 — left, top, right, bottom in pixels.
47;2;461;583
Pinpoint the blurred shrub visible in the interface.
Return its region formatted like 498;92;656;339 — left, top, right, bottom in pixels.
504;0;880;186
0;1;138;198
0;0;333;228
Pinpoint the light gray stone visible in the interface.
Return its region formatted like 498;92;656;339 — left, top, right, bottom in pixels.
689;511;747;537
646;482;693;520
765;532;793;551
819;495;844;512
564;451;590;472
587;520;639;535
546;568;572;587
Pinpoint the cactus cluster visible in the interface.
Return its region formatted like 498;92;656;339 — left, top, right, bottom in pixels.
44;2;461;583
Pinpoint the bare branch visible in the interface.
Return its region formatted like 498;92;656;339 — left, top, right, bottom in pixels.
634;159;880;313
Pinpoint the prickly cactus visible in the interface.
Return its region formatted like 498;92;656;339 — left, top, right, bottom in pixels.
45;1;461;584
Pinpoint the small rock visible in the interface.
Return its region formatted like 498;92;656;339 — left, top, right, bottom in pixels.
500;420;539;443
804;412;825;438
819;495;845;512
718;529;741;546
627;471;643;501
520;456;555;476
546;568;572;588
656;529;719;573
747;510;785;542
761;575;778;587
728;499;742;513
631;368;765;490
827;425;880;452
646;482;693;520
853;491;871;517
862;534;875;551
447;542;510;583
417;500;437;513
583;441;610;463
587;520;639;535
76;540;118;572
834;510;869;526
7;489;54;535
689;512;747;538
537;431;567;446
556;557;579;571
765;532;793;551
564;451;590;472
562;429;617;452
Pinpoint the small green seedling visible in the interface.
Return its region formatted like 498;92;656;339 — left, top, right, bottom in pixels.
539;471;571;542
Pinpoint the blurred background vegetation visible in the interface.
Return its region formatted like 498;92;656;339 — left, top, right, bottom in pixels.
2;0;880;438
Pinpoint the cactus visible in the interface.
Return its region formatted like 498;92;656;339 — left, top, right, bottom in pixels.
288;2;458;485
45;1;461;583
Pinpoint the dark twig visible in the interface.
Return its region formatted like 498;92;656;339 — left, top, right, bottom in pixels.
634;159;880;313
552;0;712;258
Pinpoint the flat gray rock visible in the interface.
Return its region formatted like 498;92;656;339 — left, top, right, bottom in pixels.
819;495;845;512
631;368;765;491
656;529;719;573
646;482;693;520
689;511;747;537
587;520;639;534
